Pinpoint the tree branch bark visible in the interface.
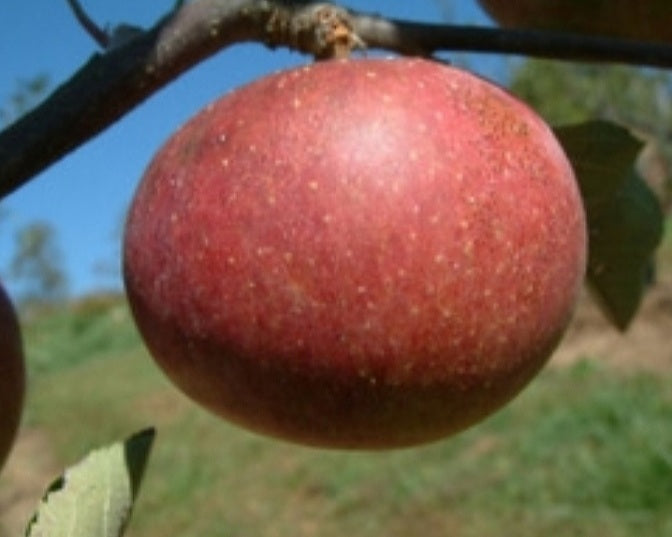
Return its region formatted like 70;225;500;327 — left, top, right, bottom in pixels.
354;16;672;65
2;0;672;199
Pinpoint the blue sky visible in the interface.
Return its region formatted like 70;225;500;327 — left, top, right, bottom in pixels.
0;1;500;299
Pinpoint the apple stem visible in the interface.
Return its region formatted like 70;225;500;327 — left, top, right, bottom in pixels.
264;3;367;60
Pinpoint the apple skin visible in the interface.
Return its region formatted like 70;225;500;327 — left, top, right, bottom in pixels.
0;284;25;470
479;0;672;43
123;58;587;449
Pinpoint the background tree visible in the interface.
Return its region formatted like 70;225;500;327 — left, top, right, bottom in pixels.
92;212;124;290
0;75;49;126
10;222;68;307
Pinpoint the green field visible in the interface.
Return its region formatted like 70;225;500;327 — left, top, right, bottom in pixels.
6;212;672;537
0;284;666;537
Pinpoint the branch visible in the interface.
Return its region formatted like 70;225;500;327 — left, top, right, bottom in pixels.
2;0;672;199
0;0;261;199
355;16;672;66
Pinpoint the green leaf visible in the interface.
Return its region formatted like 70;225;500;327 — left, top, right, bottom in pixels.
26;428;155;537
554;120;641;203
554;121;664;330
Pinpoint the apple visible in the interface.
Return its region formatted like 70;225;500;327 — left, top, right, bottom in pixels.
0;284;25;470
123;58;587;449
478;0;672;43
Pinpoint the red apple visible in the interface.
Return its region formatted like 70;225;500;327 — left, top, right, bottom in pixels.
0;284;25;470
479;0;672;43
123;58;587;449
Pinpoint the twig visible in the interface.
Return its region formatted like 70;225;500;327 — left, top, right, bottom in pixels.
66;0;110;49
2;0;672;199
356;16;672;66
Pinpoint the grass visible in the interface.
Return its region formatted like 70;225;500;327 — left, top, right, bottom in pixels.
12;293;672;537
20;292;140;375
